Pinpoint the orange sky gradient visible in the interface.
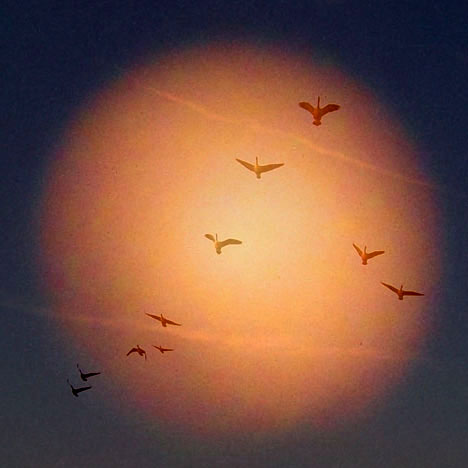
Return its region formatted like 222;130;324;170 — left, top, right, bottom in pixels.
38;42;441;438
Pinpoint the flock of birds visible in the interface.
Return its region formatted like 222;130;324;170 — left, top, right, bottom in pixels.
66;95;424;398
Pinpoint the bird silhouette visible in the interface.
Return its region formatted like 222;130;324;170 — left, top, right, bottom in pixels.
145;313;181;327
67;379;92;397
235;156;284;179
353;243;385;265
76;364;101;382
205;233;242;254
299;96;340;126
153;345;174;354
126;345;147;359
381;282;424;300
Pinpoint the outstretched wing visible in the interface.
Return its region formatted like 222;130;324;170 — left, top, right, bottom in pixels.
236;158;255;172
146;313;162;323
320;104;340;116
352;243;363;257
85;372;101;378
164;318;181;326
299;101;315;114
126;348;137;356
259;163;284;174
367;250;385;259
381;282;399;294
218;238;242;249
160;347;174;352
76;385;92;394
403;290;424;297
204;233;215;242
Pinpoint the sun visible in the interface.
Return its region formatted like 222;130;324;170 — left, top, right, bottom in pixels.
38;41;440;437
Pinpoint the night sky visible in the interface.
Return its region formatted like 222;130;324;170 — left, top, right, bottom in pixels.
2;1;468;467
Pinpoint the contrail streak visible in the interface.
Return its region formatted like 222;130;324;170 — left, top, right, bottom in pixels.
141;84;440;190
0;292;438;367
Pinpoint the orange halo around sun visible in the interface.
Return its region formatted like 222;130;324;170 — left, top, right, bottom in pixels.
39;42;440;437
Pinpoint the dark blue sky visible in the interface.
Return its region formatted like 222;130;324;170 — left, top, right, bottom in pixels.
2;1;467;467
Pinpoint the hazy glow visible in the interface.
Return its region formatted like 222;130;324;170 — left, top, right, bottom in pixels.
39;42;440;437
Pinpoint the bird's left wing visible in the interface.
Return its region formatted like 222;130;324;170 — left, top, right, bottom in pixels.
320;104;340;116
146;313;162;322
352;243;363;257
299;101;315;114
218;238;242;248
367;250;385;259
259;163;284;173
204;234;215;242
236;158;255;172
381;282;398;293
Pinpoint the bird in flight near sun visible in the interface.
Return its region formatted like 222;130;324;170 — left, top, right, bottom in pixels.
381;282;424;300
67;379;92;397
205;233;242;254
145;313;181;327
76;364;101;382
235;156;284;179
126;345;147;359
353;243;385;265
152;345;174;354
299;96;340;126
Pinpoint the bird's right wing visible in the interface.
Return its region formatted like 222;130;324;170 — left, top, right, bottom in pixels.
204;234;215;242
126;348;136;356
164;319;181;326
320;104;340;116
352;243;363;257
299;101;315;114
381;282;398;294
76;385;92;393
403;290;424;297
86;372;101;378
259;163;284;173
367;250;385;259
218;238;242;248
146;313;162;322
162;348;174;352
236;159;255;172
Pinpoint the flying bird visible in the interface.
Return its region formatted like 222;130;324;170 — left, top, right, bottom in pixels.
235;156;284;179
126;345;147;360
76;364;101;382
353;243;385;265
205;233;242;254
67;379;92;397
145;313;181;327
153;345;174;354
381;282;424;300
299;97;340;126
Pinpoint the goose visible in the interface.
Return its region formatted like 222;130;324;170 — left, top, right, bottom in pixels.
353;243;385;265
381;282;424;300
145;313;181;327
153;345;174;354
76;364;101;382
67;379;92;397
205;233;242;254
235;157;284;179
299;97;340;126
126;345;147;360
